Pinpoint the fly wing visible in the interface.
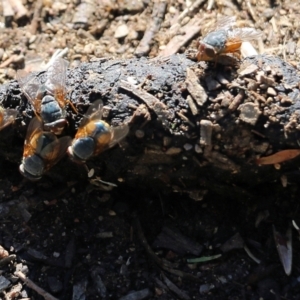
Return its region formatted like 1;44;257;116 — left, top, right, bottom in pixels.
17;70;40;108
215;16;236;31
23;117;44;157
45;57;67;94
42;136;71;172
45;57;68;109
108;124;129;148
228;27;262;41
86;100;103;121
92;123;128;156
78;100;104;130
201;16;236;37
0;108;18;130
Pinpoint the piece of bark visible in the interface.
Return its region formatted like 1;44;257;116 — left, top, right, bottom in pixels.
0;54;300;196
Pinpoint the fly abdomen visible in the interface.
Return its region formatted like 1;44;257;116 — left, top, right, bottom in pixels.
19;155;44;180
71;137;95;161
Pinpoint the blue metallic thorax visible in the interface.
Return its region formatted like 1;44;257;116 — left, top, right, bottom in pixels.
41;95;64;123
203;30;227;52
91;121;110;137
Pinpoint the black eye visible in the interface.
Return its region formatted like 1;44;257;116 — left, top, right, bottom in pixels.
205;47;216;58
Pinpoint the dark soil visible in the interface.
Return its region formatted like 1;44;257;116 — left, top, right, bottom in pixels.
1;1;300;300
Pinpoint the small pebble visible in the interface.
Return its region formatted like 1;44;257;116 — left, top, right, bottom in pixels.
83;43;95;55
114;24;129;39
238;103;261;125
199;283;214;294
88;168;94;178
267;87;277;96
109;210;116;216
183;143;193;151
52;2;67;11
195;144;203;153
29;35;36;44
239;64;258;76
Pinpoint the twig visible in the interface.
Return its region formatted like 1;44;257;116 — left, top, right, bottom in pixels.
170;0;206;30
135;1;167;57
0;54;24;68
15;271;59;300
246;0;258;22
119;80;172;121
207;0;215;10
30;0;43;35
159;17;203;57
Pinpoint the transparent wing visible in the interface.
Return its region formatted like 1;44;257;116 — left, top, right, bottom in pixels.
86;99;103;121
23;117;43;157
228;27;262;41
42;136;71;172
79;100;104;129
201;16;236;37
108;124;129;148
215;16;236;31
0;108;17;130
45;57;68;95
16;70;40;106
25;117;43;141
24;56;45;73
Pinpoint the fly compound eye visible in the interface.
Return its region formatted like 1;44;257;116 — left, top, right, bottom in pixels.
204;46;216;58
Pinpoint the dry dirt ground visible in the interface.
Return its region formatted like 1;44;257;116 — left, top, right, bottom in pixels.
0;0;300;300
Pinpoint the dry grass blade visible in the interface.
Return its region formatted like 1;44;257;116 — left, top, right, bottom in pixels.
256;149;300;165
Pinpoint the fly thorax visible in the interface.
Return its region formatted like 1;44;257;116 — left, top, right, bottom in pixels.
203;30;227;53
41;95;64;123
36;85;47;101
22;155;44;177
72;137;95;161
93;121;110;136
